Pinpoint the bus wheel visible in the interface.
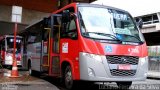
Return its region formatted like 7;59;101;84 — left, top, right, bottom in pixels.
29;67;32;75
116;81;132;89
28;62;33;75
64;65;74;90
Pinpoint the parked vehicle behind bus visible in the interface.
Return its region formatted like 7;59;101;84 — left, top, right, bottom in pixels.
19;3;148;90
0;35;23;67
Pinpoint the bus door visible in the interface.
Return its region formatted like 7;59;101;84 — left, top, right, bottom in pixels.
41;14;62;76
41;28;50;73
49;14;62;76
21;36;28;69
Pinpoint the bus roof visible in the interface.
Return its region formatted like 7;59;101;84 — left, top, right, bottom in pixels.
53;3;129;14
0;35;22;41
5;35;22;38
0;35;22;38
19;3;131;36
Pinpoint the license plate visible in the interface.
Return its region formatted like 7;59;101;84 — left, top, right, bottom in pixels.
118;64;131;70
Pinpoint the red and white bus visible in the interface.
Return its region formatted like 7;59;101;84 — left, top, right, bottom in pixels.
0;35;23;67
20;3;148;89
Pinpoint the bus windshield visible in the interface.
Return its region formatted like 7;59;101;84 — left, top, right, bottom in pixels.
6;37;22;53
78;6;145;44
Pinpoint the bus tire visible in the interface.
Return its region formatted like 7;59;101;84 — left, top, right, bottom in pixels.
64;65;74;90
28;61;33;76
116;81;132;89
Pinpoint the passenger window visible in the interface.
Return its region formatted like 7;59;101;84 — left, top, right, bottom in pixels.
28;36;36;44
35;33;42;42
69;20;76;31
2;40;5;50
67;19;78;39
43;30;49;41
60;7;78;39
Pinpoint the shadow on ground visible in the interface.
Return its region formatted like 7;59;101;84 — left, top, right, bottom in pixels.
39;76;120;90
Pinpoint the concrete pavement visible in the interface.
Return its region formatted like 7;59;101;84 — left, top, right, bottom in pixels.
147;71;160;79
0;69;60;90
0;68;160;90
0;79;59;90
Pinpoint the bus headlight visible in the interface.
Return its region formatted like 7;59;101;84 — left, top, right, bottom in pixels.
82;52;103;63
88;68;95;76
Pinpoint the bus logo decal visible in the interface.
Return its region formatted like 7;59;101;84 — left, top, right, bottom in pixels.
128;48;139;53
62;42;68;53
105;46;112;53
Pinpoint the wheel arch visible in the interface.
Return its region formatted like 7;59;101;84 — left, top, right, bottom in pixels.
27;59;31;69
61;60;76;79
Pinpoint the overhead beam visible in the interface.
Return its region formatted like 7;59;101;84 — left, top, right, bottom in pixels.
0;0;58;13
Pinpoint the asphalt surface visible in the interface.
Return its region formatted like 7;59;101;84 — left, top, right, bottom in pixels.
43;76;160;90
0;79;59;90
0;69;59;90
0;70;160;90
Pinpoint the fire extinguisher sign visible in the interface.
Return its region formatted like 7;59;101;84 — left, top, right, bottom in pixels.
62;42;68;53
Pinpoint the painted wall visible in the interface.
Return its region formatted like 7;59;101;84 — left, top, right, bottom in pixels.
0;5;50;35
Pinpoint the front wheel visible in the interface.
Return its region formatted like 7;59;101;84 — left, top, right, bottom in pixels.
116;81;132;89
64;65;74;90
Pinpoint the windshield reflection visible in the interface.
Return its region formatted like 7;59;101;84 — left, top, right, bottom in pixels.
78;7;145;44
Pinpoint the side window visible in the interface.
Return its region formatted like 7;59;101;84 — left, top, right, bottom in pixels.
60;7;78;39
43;30;49;41
2;40;5;50
35;32;42;43
69;20;76;31
28;36;36;44
66;19;78;39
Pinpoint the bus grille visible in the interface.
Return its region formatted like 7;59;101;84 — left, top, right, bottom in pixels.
110;69;136;76
106;55;139;65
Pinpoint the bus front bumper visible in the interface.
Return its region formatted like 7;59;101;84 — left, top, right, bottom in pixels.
79;52;148;82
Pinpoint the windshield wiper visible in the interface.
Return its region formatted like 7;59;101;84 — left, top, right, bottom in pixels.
116;34;143;43
84;32;122;42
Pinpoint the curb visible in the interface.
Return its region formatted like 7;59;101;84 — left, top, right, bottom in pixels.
147;76;160;80
147;71;160;80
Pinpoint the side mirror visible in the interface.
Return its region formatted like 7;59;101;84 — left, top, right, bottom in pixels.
62;10;70;23
135;18;143;29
